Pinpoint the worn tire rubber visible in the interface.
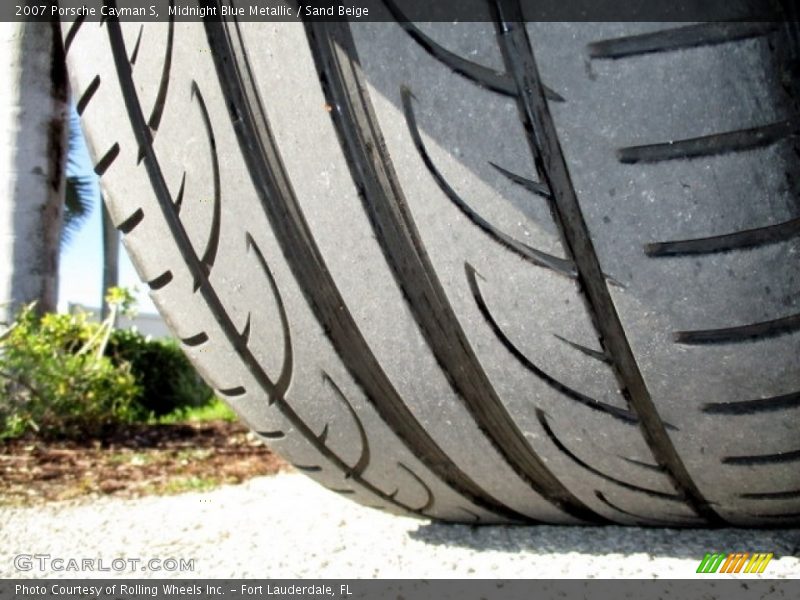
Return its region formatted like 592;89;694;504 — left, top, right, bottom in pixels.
62;11;800;525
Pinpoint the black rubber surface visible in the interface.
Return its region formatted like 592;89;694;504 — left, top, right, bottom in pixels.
62;7;800;525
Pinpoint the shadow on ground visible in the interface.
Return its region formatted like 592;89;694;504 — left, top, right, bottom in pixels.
410;522;800;559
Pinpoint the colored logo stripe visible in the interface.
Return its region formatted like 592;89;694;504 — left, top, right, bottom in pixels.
697;553;725;573
697;552;773;574
744;553;774;573
720;553;749;573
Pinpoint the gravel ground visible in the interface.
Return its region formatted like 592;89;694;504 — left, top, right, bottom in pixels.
2;473;799;579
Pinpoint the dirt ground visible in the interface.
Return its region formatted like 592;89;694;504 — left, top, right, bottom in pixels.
0;421;290;506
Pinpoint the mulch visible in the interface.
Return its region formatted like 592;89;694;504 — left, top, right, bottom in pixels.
0;421;290;507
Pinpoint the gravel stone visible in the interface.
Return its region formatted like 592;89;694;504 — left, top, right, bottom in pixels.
2;474;798;578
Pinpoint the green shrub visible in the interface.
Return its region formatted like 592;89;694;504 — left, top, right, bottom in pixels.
106;330;213;416
0;305;142;439
0;288;215;438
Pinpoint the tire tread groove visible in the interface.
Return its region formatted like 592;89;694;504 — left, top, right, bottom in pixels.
492;0;724;524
